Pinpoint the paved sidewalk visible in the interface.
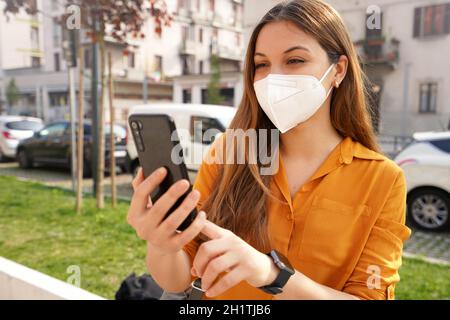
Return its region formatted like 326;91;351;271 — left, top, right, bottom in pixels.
403;230;450;263
0;162;196;200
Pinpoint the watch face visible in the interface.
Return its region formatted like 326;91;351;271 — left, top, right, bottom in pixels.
271;250;294;275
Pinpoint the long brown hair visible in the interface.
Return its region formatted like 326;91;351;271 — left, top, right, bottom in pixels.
201;0;380;251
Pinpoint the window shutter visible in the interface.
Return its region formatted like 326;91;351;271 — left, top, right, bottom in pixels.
413;7;422;37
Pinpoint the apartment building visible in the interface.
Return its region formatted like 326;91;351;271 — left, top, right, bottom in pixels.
0;0;244;123
0;0;45;114
328;0;450;136
171;0;245;107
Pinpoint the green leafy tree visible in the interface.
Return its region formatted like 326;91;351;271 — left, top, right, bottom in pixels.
207;54;225;105
6;78;19;107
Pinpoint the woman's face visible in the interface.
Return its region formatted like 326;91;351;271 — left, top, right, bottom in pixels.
253;20;337;91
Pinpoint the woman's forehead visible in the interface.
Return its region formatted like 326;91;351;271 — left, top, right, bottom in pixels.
255;21;319;55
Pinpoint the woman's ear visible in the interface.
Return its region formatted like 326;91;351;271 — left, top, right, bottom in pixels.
334;55;348;88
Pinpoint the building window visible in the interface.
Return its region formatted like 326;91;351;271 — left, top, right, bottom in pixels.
190;116;225;144
199;60;203;74
53;18;61;46
182;56;194;75
49;92;69;107
413;3;450;38
154;55;162;73
182;89;191;103
128;52;135;69
419;82;438;113
209;0;215;11
182;25;195;42
182;26;188;42
232;3;241;26
235;33;241;47
54;53;60;71
30;26;39;49
199;28;203;43
31;56;41;67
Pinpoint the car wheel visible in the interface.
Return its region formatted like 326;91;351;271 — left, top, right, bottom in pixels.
17;149;32;169
407;188;450;232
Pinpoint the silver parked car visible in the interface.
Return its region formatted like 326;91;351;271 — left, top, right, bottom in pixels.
0;115;44;162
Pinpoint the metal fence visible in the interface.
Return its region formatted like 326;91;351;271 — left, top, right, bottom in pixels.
377;134;414;159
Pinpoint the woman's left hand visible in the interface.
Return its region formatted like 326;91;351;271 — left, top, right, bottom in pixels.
192;220;278;297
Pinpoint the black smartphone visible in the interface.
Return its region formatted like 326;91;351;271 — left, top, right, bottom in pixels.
128;113;197;231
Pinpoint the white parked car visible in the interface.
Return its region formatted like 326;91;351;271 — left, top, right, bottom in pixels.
127;103;237;175
0;115;44;162
394;131;450;231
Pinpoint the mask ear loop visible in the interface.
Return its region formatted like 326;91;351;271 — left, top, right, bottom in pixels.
319;63;336;83
319;64;336;99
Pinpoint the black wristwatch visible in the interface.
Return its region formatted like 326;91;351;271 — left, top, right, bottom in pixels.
258;250;295;295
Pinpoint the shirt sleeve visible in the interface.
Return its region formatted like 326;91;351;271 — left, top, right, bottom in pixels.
342;168;412;300
182;134;223;270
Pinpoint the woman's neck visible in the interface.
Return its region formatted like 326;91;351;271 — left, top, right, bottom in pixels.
279;114;343;161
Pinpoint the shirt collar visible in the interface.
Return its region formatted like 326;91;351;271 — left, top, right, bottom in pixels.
273;136;384;203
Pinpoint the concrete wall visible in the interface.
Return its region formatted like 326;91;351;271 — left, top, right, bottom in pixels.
0;257;104;300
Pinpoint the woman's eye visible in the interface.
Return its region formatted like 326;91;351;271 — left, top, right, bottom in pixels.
287;58;305;64
255;63;267;69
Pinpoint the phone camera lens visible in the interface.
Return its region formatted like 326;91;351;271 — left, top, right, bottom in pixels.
131;121;139;130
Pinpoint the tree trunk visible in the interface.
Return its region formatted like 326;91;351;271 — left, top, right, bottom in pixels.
96;26;105;209
76;46;85;214
108;52;116;208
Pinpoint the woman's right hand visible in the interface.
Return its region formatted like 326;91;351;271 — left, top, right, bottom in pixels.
127;167;207;256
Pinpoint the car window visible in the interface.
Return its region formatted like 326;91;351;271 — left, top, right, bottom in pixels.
6;120;43;131
218;115;234;128
105;124;127;139
39;123;67;137
190;116;225;144
429;138;450;153
83;124;91;136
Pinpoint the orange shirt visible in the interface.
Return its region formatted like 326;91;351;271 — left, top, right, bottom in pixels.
183;135;411;300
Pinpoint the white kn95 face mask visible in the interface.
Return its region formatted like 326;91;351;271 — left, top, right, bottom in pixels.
253;64;335;133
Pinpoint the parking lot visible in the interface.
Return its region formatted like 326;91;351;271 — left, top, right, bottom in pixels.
0;161;449;264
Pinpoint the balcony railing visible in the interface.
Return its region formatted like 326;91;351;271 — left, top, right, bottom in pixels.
191;10;214;23
354;36;400;69
216;45;244;61
179;39;198;56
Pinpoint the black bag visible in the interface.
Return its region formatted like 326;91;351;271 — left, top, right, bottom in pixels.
115;273;163;300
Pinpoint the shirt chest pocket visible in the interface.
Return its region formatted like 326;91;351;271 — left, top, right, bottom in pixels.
299;196;373;271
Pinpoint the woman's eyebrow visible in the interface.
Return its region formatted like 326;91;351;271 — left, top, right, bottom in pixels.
254;45;310;57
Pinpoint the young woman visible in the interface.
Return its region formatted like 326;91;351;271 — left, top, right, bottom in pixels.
127;0;411;300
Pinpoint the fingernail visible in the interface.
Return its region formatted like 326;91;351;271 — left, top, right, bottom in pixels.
157;167;166;175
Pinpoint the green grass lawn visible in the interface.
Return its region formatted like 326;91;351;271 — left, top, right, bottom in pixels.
0;175;449;300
